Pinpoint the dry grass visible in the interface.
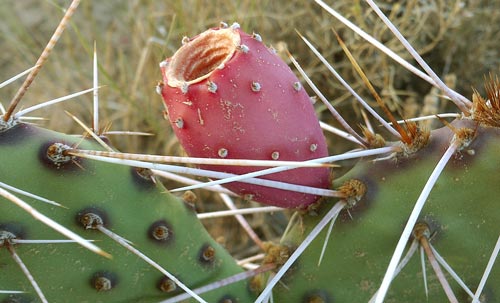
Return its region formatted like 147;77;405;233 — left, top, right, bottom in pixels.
1;0;499;254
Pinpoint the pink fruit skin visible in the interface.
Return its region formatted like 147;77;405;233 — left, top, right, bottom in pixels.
160;25;330;208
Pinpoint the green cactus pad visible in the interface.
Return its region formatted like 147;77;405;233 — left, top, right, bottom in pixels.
0;123;256;303
273;121;500;302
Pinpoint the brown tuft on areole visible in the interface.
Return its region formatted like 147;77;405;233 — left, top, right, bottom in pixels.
90;271;117;292
40;141;82;171
198;243;216;266
302;289;332;303
471;75;500;127
157;277;177;293
165;28;240;87
76;207;109;230
148;220;174;245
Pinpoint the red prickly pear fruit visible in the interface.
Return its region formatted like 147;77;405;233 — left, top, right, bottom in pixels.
160;23;330;208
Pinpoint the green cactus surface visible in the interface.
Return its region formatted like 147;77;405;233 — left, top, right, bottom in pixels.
1;1;499;302
273;120;500;302
0;123;256;303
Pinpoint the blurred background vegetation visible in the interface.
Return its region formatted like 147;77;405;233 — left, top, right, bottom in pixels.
0;0;499;255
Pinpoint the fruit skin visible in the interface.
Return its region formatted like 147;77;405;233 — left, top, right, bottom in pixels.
160;24;330;209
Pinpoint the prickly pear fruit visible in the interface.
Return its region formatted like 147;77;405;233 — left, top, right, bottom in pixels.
160;23;330;209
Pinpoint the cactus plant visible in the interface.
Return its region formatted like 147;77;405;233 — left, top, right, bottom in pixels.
1;1;499;303
269;118;500;302
0;123;256;303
